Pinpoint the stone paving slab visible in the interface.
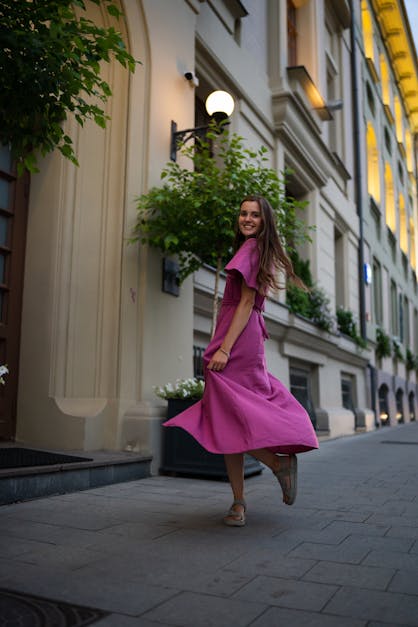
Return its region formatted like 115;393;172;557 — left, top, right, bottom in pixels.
1;422;418;626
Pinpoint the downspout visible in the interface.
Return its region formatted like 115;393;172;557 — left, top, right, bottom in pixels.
349;0;366;341
350;0;377;422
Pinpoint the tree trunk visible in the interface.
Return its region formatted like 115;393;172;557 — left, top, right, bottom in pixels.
211;256;223;338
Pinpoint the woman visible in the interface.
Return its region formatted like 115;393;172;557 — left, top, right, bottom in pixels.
164;195;318;526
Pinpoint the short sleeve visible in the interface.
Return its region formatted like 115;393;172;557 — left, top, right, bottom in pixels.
225;238;260;290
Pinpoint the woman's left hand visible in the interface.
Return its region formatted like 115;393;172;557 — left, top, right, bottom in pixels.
208;349;229;372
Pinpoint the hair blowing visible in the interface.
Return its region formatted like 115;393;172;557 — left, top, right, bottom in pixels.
233;195;307;294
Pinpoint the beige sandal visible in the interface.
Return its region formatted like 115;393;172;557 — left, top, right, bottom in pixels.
223;499;246;527
273;454;297;505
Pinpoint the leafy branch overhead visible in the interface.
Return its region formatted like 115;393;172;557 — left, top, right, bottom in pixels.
132;123;312;285
0;0;138;173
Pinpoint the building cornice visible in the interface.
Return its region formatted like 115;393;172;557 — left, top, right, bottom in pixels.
372;0;418;132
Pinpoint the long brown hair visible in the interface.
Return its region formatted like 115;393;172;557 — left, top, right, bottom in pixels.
233;195;307;294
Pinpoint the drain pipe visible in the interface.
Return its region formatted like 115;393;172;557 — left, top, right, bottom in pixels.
349;0;367;341
350;1;377;421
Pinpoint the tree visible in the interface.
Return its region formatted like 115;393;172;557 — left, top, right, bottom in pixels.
132;124;312;332
0;0;137;174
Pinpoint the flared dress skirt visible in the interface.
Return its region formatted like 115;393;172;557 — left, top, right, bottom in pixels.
164;238;319;455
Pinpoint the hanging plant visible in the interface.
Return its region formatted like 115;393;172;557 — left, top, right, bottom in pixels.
375;328;392;360
392;337;404;362
405;349;417;372
336;308;367;349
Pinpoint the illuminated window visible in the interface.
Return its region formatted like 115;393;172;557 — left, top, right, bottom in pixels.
380;54;391;108
394;96;404;144
405;129;413;172
361;1;374;61
410;218;416;271
287;0;297;66
384;162;395;232
399;194;407;254
367;122;380;203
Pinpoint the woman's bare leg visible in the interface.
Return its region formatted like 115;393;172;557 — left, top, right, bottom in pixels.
248;448;296;504
247;447;281;472
224;453;245;521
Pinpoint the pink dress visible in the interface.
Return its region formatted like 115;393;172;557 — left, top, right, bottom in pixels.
164;238;319;455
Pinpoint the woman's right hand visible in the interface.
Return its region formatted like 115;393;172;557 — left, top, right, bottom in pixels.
207;349;229;372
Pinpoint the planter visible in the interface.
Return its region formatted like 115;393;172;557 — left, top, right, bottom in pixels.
160;398;262;480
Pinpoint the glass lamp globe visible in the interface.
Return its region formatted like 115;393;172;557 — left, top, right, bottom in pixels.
205;90;235;122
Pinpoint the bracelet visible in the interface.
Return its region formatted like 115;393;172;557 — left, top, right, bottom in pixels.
219;348;230;359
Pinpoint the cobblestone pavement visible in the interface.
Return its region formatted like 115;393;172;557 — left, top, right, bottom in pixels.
1;423;418;626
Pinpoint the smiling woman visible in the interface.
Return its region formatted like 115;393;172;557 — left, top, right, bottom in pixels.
164;195;318;527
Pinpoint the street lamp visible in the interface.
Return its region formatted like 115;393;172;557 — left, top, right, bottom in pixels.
170;89;235;161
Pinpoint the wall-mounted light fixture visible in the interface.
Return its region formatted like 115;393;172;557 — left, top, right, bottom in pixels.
170;89;235;161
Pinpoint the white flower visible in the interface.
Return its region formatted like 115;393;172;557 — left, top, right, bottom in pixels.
154;377;204;400
0;365;8;385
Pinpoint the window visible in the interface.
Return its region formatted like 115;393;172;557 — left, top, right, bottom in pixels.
367;123;380;203
384;162;396;232
395;388;404;423
289;367;316;428
334;228;344;309
361;1;375;62
415;308;418;352
287;0;297;66
390;280;398;336
403;295;409;348
366;82;375;116
399;293;404;344
405;129;413;172
380;54;392;111
410;218;416;271
378;384;389;425
384;128;391;154
394;96;404;144
409;392;416;422
341;376;355;412
193;345;205;380
372;258;382;325
399;194;407;254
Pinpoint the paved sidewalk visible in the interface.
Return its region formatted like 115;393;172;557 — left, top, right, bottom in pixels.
1;424;418;627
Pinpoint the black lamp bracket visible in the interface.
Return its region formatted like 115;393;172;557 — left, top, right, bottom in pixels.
170;120;209;161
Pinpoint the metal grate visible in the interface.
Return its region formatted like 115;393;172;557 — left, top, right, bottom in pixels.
0;588;108;627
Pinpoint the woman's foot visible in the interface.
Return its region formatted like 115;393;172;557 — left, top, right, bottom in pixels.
273;454;297;505
223;499;246;527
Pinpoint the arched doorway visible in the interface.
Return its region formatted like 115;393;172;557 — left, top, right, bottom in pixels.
409;392;416;422
378;384;389;426
395;388;404;423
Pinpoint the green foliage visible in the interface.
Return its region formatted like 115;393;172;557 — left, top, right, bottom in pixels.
308;286;334;332
375;327;392;359
0;0;137;174
132;122;312;284
392;337;404;362
336;308;367;349
405;348;418;372
286;252;334;333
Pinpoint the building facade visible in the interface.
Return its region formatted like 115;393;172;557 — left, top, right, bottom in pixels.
1;0;417;471
359;0;418;426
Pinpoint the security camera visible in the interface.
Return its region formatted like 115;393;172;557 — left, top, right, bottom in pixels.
184;71;199;87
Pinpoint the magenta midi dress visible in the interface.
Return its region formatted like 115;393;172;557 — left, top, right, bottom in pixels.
164;238;319;455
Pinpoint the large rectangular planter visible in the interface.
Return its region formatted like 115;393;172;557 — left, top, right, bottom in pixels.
160;398;262;480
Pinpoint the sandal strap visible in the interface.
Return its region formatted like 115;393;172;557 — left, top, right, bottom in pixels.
232;499;246;510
